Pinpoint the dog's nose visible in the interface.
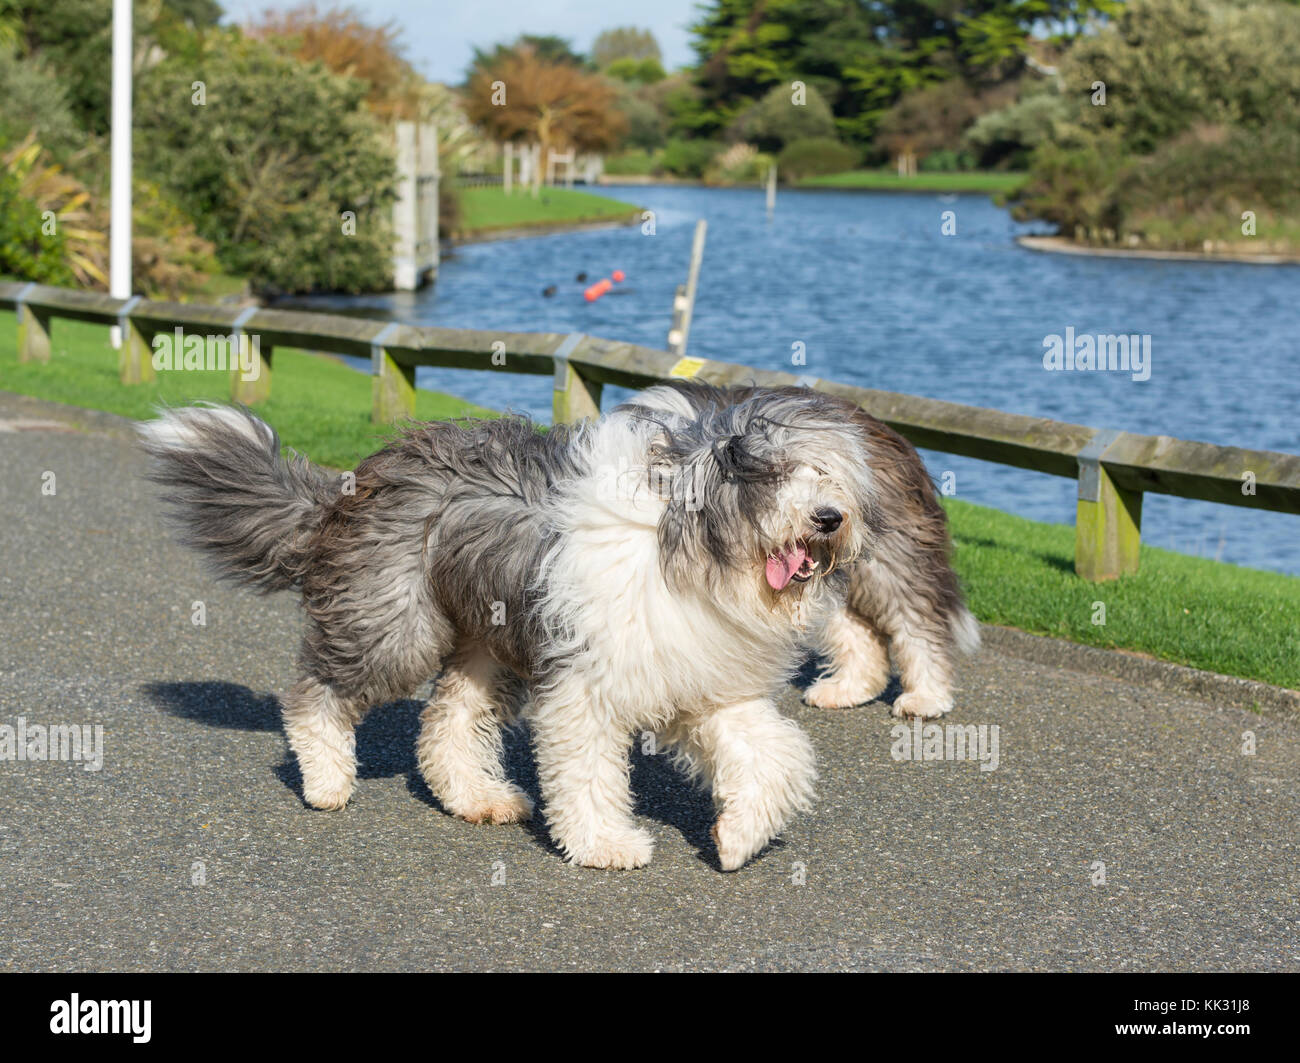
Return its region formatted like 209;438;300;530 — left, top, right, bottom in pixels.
812;507;842;533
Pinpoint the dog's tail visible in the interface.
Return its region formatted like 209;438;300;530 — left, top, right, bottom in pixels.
950;604;982;656
136;404;334;593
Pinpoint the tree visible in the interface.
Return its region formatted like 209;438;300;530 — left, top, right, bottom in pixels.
591;27;661;68
687;0;1121;145
463;44;625;180
467;34;587;82
247;3;421;121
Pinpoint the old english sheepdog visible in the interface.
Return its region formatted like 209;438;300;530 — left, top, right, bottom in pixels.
137;382;964;871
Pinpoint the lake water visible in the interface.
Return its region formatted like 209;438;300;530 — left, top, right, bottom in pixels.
292;184;1300;576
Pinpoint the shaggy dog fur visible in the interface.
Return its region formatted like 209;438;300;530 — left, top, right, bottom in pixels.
138;388;880;870
620;382;979;720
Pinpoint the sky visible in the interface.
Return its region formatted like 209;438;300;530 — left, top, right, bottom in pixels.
220;0;703;84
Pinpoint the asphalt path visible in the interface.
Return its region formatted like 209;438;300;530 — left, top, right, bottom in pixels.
1;395;1296;971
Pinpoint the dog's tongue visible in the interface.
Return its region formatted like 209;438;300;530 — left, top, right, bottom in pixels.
765;543;808;590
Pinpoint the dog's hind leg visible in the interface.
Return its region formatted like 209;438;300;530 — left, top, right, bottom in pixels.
417;643;533;825
803;603;892;709
675;699;816;872
530;672;653;869
283;676;366;810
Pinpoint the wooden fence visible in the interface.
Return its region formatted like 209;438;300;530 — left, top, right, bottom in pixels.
3;281;1297;582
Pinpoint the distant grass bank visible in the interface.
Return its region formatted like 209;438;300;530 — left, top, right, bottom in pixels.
454;185;641;238
946;498;1299;691
0;316;491;469
3;311;1296;690
799;170;1027;195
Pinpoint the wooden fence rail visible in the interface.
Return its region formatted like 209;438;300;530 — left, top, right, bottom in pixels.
3;281;1297;581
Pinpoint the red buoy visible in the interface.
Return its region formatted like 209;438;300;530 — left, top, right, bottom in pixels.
612;270;626;283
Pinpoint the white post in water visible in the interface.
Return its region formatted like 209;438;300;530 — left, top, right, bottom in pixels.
667;219;708;357
766;164;777;218
109;0;132;348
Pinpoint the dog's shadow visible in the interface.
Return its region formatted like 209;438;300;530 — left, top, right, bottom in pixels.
792;656;904;707
144;679;735;868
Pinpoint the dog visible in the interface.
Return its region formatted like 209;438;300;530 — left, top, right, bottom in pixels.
620;382;979;720
137;387;878;870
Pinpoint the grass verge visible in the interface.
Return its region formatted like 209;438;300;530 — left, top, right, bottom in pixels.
947;498;1299;690
455;185;641;236
3;312;1295;689
799;170;1027;195
0;315;492;469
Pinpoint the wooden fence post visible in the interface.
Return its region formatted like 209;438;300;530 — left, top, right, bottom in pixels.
116;298;155;384
371;322;415;423
15;285;51;363
1075;429;1142;580
552;333;601;424
230;342;272;404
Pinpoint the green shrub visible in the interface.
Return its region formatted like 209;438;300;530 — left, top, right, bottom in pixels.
919;149;975;173
777;137;859;180
659;137;721;178
732;84;837;152
0;167;74;284
964;91;1069;170
604;150;660;175
703;143;773;185
135;29;398;295
0;41;84;160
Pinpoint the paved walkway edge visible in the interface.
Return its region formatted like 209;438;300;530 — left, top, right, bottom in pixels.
979;623;1300;720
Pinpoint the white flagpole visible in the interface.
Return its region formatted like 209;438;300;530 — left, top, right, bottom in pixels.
109;0;132;348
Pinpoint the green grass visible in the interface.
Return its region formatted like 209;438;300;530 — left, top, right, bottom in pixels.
0;316;493;469
3;312;1296;688
456;185;641;236
799;169;1028;195
946;498;1300;690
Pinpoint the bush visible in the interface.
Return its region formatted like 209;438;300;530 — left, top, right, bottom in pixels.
703;142;772;185
615;90;667;151
919;149;975;173
132;180;219;299
776;137;859;180
964;91;1069;170
0;168;74;284
732;83;837;152
135;29;398;294
659;137;722;178
0;42;84;160
604;150;660;175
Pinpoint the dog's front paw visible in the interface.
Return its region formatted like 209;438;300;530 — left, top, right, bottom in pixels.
890;692;953;720
303;775;353;811
803;675;884;710
711;811;774;872
565;828;654;870
453;785;534;825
